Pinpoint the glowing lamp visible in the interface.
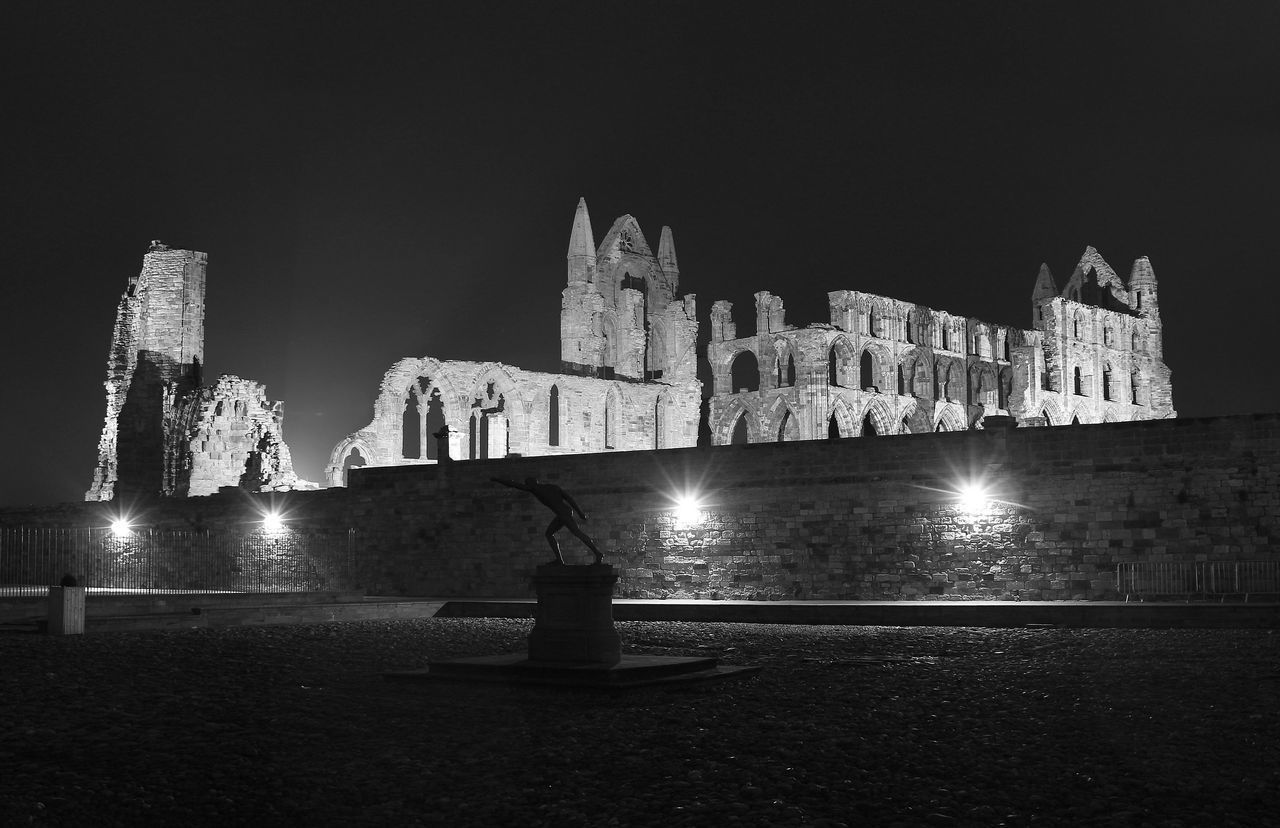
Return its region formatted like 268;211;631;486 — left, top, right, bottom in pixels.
110;519;132;537
262;512;284;533
674;494;704;528
957;483;988;514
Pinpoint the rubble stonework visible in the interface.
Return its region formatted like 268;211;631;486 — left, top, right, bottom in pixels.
173;375;307;496
87;244;310;500
326;199;702;485
87;243;207;501
707;247;1174;443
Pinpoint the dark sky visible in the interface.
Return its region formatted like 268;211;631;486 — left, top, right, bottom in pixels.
4;2;1278;507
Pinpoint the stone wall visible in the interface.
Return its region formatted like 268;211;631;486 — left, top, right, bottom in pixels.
14;413;1280;601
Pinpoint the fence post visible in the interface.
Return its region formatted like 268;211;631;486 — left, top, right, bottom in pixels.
47;585;86;635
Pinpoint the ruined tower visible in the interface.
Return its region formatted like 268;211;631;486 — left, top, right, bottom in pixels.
559;198;697;384
87;243;206;501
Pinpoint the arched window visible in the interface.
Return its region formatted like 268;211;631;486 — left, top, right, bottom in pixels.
941;324;951;351
775;350;796;387
828;414;841;439
548;385;560;446
1073;367;1084;396
1071;415;1081;425
777;410;791;442
897;363;907;395
785;354;796;386
1073;316;1081;338
1104;327;1114;347
862;413;877;436
342;447;366;486
860;350;875;390
1102;365;1113;401
731;350;760;393
1131;371;1142;405
402;394;421;459
731;412;749;445
1132;331;1141;352
422;388;446;460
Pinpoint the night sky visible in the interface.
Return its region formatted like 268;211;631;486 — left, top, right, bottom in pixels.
4;2;1278;507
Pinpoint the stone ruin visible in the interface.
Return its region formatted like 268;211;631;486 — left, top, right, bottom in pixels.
86;242;313;501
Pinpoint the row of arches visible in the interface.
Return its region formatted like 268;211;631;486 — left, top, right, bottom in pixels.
716;397;970;445
727;340;1012;407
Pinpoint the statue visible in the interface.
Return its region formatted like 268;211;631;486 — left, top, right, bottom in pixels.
492;477;604;565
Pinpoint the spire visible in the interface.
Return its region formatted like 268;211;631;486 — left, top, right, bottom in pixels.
658;225;679;272
1128;256;1156;286
566;197;596;284
1031;263;1057;302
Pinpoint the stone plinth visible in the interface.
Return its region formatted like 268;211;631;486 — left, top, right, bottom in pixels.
47;586;86;636
527;563;621;666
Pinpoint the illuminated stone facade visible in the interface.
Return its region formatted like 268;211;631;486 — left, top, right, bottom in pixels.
325;199;702;485
87;243;307;500
706;247;1174;443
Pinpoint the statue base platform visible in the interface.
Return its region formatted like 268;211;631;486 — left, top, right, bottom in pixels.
384;563;760;689
385;653;760;689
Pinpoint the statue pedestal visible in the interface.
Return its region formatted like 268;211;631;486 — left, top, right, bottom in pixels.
527;563;621;666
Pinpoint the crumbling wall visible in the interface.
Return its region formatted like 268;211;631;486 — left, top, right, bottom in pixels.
87;243;206;501
173;375;307;496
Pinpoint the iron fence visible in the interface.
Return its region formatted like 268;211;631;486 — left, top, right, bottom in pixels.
0;527;359;595
1117;560;1280;601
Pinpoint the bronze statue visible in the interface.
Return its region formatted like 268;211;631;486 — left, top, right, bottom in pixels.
492;477;604;565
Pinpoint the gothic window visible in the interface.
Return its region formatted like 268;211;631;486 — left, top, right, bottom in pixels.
1131;371;1142;405
342;447;365;486
785;354;796;386
828;414;841;439
422;388;445;460
999;368;1012;409
1132;331;1141;352
860;350;875;390
869;307;880;337
897;364;907;395
402;394;421;459
1073;367;1084;396
731;350;760;393
1073;316;1081;338
548;385;560;447
731;412;749;445
1102;365;1113;401
1002;332;1011;361
1134;289;1142;310
1071;415;1081;425
941;324;951;351
777;410;791;442
1104;327;1114;347
862;413;878;436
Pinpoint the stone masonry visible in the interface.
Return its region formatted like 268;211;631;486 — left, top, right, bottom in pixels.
707;247;1174;444
87;243;310;500
325;199;702;485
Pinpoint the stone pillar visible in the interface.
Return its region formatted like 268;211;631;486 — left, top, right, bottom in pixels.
47;586;86;636
527;564;621;666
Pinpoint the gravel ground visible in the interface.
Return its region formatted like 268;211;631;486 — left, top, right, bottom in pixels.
1;620;1278;827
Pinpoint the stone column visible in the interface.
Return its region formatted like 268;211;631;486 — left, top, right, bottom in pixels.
527;564;621;666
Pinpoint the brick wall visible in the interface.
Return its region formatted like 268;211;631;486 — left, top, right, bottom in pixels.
9;413;1280;600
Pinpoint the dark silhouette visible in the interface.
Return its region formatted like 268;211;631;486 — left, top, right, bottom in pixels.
492;477;604;565
59;573;78;587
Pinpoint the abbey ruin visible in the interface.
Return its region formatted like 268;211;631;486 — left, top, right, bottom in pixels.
85;204;1173;501
86;243;307;501
707;246;1173;442
324;198;702;485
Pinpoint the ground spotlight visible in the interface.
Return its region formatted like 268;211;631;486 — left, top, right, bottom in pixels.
262;512;285;533
110;518;132;537
673;493;704;528
956;483;989;514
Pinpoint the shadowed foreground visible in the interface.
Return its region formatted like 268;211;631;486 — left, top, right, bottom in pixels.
2;620;1277;827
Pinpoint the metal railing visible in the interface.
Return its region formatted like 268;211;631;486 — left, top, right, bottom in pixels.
1117;560;1280;601
0;527;359;595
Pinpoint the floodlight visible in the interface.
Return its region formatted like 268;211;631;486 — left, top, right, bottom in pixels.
674;494;704;528
262;512;284;533
110;518;132;537
957;483;988;514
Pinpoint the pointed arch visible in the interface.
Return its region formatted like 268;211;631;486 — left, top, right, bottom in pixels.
859;342;891;391
934;404;966;433
1038;395;1065;427
859;398;895;436
548;384;560;447
763;396;800;442
827;397;857;439
828;335;856;387
467;364;527;459
714;397;760;445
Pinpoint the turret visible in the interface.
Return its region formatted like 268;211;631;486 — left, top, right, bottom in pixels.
566;197;596;285
1128;256;1157;314
657;225;679;292
1031;263;1056;330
